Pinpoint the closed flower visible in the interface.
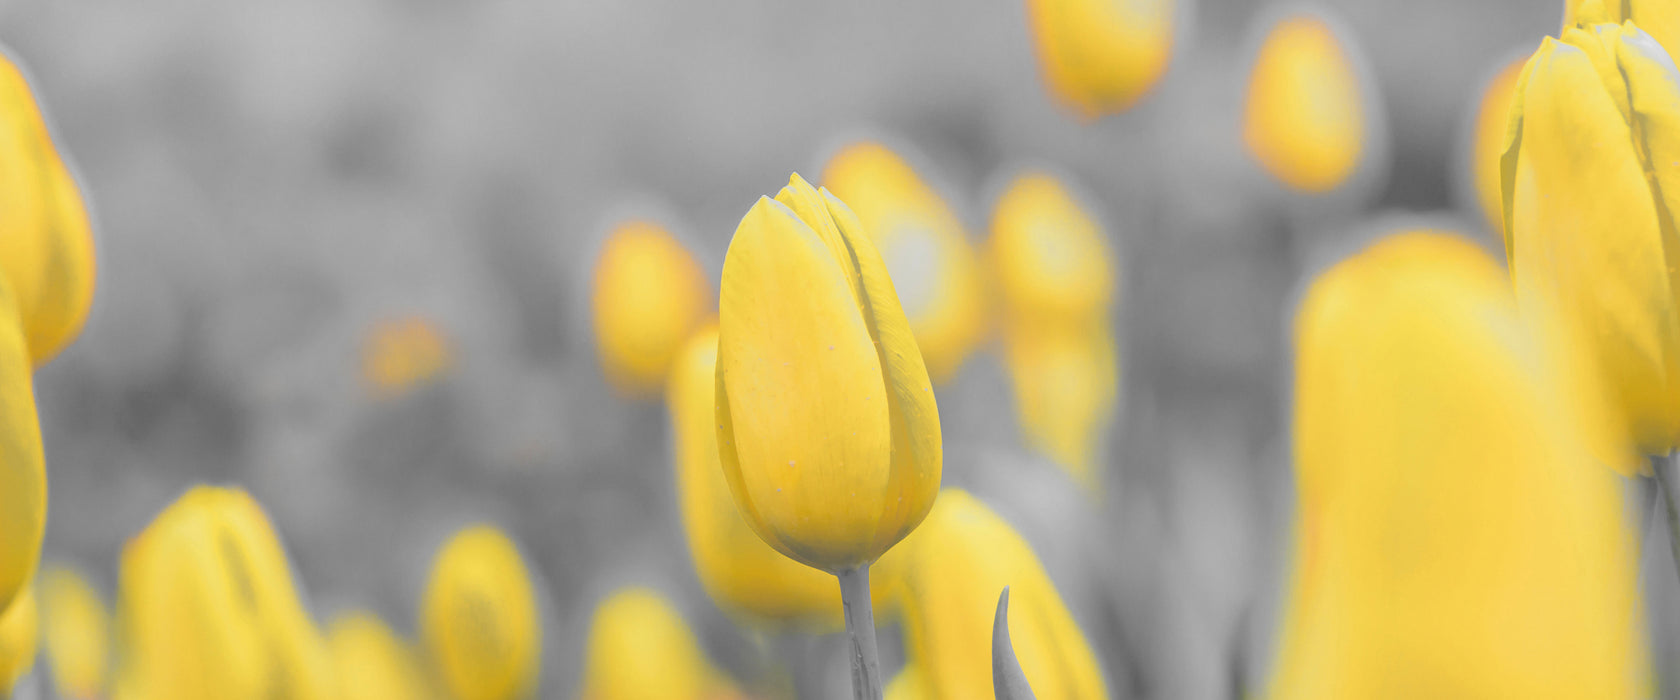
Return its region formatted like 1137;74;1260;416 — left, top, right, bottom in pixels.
1023;0;1174;119
421;525;540;700
579;588;741;700
329;611;435;700
591;220;710;397
39;565;109;700
1242;12;1369;193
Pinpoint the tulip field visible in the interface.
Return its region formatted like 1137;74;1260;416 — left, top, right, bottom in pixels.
3;0;1680;698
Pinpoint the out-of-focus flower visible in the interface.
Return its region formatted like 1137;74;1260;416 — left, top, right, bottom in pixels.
1242;12;1368;193
1271;232;1647;698
1566;0;1680;58
0;276;44;617
821;142;985;385
0;584;37;695
715;173;941;574
421;525;540;700
1500;21;1680;474
591;220;711;397
876;490;1107;699
1022;0;1173;119
884;664;927;700
669;324;841;628
579;587;742;700
1465;56;1525;235
328;611;435;700
115;486;335;700
38;565;109;700
987;172;1117;488
361;316;453;399
0;49;96;367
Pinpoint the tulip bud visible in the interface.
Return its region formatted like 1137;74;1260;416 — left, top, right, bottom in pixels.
1464;56;1525;236
715;173;942;574
1500;21;1680;472
0;49;96;367
328;611;435;700
670;324;841;627
421;525;540;700
0;583;36;694
1273;232;1648;697
0;275;44;617
116;486;335;700
1242;12;1370;193
579;587;741;700
987;171;1118;487
1566;0;1680;60
875;490;1107;699
39;566;109;700
1023;0;1174;119
820;141;986;385
591;220;711;397
361;316;453;399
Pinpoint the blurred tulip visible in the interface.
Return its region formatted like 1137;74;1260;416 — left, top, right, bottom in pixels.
1500;21;1680;474
715;172;941;575
0;275;44;617
877;490;1107;699
116;486;335;700
987;171;1117;488
884;664;926;700
591;220;711;397
0;583;37;695
420;525;540;700
1465;56;1524;235
362;316;453;398
329;611;434;700
1023;0;1173;119
579;587;742;700
0;48;96;367
39;566;108;700
1242;12;1368;193
669;324;841;628
1566;0;1680;60
821;141;986;384
1271;232;1647;698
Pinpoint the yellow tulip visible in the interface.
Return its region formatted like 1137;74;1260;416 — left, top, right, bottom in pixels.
329;611;435;700
116;486;335;700
715;173;941;574
420;525;540;700
1271;231;1647;698
39;565;109;700
1465;56;1525;235
987;171;1118;487
0;49;96;367
362;316;453;398
670;324;841;628
884;664;927;700
878;489;1107;699
579;587;741;700
1500;21;1680;473
0;273;44;617
1023;0;1173;119
591;220;711;397
820;141;986;385
1566;0;1680;60
1242;12;1368;193
0;584;36;694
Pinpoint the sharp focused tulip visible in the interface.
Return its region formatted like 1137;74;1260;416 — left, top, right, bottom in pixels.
362;316;453;398
0;275;44;617
329;611;435;700
877;490;1107;699
591;220;711;397
670;324;841;628
1567;0;1680;60
0;49;96;367
1271;231;1647;698
421;525;540;700
1242;12;1368;193
715;172;941;575
579;587;742;700
1466;56;1525;235
987;171;1118;488
39;566;109;700
1023;0;1174;119
1500;21;1680;474
821;142;986;385
116;486;335;700
0;583;36;694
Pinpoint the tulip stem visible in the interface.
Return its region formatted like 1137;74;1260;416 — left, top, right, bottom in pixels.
1653;453;1680;584
837;565;883;700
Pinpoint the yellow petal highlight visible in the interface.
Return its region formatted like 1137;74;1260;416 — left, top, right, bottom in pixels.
1468;57;1525;236
1023;0;1174;119
591;220;711;397
884;490;1107;699
1273;231;1648;698
579;587;740;700
717;173;941;573
0;274;44;617
820;141;986;384
39;566;109;700
1242;14;1367;193
421;525;540;700
329;611;436;700
362;316;454;399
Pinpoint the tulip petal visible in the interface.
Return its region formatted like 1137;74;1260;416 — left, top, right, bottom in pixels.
1499;43;1541;265
1628;0;1680;62
0;275;42;617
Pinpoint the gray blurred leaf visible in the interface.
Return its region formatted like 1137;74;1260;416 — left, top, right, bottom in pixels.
992;586;1037;700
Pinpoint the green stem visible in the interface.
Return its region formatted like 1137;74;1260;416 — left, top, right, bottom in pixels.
837;565;883;700
1651;453;1680;585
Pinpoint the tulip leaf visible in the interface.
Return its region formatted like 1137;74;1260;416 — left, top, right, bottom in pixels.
991;587;1036;700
